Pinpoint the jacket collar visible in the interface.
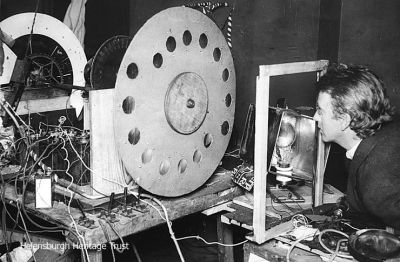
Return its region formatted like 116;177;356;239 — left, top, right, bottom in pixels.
349;137;377;176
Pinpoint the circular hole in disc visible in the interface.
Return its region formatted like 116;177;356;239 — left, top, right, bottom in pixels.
193;150;202;163
153;53;163;68
204;133;213;148
128;128;140;145
213;48;221;62
141;148;153;164
222;68;229;82
225;93;232;107
122;96;135;114
178;159;188;174
221;121;230;136
126;63;138;79
183;30;192;46
199;33;208;49
166;36;176;52
159;160;171;175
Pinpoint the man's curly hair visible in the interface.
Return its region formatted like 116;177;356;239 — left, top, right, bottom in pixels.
316;64;395;139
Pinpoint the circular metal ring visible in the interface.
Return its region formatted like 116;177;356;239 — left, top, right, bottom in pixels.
0;13;87;87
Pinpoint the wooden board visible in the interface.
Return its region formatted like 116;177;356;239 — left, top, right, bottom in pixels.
234;184;343;215
253;60;329;244
4;171;243;246
244;240;324;262
89;89;129;196
222;184;343;241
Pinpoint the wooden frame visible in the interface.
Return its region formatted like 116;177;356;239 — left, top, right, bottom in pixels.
88;89;127;196
251;60;329;244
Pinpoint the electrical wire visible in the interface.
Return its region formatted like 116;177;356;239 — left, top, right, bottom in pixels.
294;201;304;211
224;148;241;158
269;196;291;218
98;220;115;262
20;187;62;230
286;233;318;262
11;123;89;262
1;100;64;230
0;98;85;262
341;222;360;231
268;187;301;215
17;201;37;262
98;175;250;262
318;229;353;259
291;214;309;228
3;205;64;235
38;122;84;132
24;0;40;58
59;132;90;262
140;193;185;262
131;243;143;262
328;238;348;262
139;198;166;221
1;182;12;261
175;235;248;247
107;221;126;253
8;199;20;244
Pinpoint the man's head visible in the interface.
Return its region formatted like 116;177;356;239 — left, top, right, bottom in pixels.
313;64;395;146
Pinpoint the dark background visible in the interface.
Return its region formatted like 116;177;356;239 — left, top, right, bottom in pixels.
1;0;399;145
1;0;399;213
1;0;400;260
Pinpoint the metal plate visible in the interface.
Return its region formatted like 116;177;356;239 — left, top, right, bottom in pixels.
114;7;236;196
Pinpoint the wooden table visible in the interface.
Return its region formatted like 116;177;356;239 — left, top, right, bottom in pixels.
220;184;347;262
244;240;324;262
3;170;243;261
225;203;354;262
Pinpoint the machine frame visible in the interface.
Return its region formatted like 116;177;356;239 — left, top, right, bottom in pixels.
251;60;329;244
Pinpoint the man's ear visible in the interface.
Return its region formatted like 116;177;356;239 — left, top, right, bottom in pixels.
340;113;352;131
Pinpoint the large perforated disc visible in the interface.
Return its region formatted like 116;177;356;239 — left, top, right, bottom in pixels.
114;7;236;196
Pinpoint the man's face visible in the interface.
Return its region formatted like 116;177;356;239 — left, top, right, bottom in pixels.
313;92;345;143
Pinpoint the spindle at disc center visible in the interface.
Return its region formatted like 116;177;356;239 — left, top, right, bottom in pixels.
165;72;208;134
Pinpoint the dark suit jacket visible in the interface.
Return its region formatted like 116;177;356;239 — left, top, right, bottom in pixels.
346;118;400;230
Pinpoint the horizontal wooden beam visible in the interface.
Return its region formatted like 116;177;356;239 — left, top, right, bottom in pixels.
259;60;329;77
16;96;73;115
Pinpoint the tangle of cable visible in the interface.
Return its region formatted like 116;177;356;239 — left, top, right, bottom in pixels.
318;229;353;259
286;232;318;262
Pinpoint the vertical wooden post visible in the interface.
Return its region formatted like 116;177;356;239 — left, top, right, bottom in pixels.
313;132;325;206
83;97;90;131
217;216;234;262
251;60;329;243
313;69;328;207
252;73;270;244
90;89;127;196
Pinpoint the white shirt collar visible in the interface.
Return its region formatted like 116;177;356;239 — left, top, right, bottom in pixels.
346;140;362;160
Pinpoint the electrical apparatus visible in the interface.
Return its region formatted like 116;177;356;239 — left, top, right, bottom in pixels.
0;6;235;198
